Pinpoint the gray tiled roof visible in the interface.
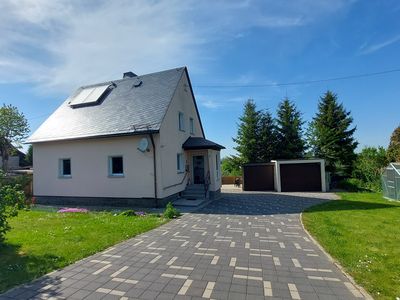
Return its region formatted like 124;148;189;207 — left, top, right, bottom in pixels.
27;67;186;143
182;137;225;150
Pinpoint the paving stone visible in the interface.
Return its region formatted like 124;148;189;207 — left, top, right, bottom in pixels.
0;192;367;300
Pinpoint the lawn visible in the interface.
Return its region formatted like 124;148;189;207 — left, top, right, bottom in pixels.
302;192;400;300
0;209;167;293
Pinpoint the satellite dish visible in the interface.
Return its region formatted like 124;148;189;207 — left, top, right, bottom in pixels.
137;138;149;152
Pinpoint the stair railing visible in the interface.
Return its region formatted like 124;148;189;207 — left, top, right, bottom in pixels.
163;169;189;191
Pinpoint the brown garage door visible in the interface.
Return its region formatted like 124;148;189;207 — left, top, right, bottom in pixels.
280;163;321;192
243;164;274;191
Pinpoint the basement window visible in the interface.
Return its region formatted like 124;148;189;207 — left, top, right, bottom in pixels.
59;158;71;178
109;156;124;177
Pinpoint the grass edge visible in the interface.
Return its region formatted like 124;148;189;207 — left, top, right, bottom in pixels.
0;215;171;295
300;204;373;300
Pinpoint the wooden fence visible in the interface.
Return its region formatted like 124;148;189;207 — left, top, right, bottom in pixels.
222;176;242;185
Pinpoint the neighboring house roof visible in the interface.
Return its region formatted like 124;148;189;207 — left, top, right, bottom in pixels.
27;67;205;143
182;137;225;151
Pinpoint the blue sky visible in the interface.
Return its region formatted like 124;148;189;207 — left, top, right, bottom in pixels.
0;0;399;157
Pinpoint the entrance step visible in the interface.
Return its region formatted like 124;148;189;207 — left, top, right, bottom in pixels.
182;184;207;200
182;191;206;198
184;184;205;191
173;198;208;207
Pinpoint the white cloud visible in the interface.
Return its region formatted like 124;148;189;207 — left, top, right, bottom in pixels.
200;100;223;109
197;95;248;109
0;0;355;93
359;34;400;55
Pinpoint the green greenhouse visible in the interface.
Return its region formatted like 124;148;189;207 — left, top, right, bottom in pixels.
382;163;400;200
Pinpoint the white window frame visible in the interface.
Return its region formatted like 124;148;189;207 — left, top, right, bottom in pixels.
178;112;185;131
59;158;72;178
108;156;124;177
190;117;195;134
177;153;185;173
216;154;220;179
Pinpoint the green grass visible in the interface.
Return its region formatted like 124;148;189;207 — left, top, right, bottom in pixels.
302;192;400;300
0;209;167;293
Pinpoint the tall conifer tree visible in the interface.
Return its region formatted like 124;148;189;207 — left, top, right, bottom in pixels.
233;99;260;163
257;110;276;162
275;98;305;159
308;91;358;176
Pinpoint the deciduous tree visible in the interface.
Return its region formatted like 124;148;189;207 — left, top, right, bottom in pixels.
387;126;400;162
0;104;29;172
353;146;388;191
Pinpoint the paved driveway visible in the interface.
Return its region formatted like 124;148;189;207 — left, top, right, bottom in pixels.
1;192;367;300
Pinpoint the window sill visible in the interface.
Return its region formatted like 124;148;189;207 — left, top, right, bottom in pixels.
59;175;72;179
108;174;125;178
179;129;185;132
177;171;185;174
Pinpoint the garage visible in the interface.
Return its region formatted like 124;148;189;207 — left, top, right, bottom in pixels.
242;163;274;191
240;159;327;192
279;162;322;192
274;159;326;192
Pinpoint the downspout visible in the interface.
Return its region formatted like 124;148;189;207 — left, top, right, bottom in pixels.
149;134;158;208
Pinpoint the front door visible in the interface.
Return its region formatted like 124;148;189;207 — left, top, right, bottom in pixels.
193;155;205;184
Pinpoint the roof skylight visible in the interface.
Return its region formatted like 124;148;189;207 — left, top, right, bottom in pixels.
69;84;113;108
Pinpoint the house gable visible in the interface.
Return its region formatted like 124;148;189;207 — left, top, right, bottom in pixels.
157;69;205;197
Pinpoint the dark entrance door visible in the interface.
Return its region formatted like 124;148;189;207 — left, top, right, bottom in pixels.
193;156;205;184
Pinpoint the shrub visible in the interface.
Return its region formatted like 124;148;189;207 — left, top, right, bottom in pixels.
0;172;32;198
352;147;388;192
119;210;136;217
163;202;180;219
337;178;366;192
0;184;25;242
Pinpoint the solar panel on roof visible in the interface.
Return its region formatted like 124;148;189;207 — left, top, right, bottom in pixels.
69;84;112;107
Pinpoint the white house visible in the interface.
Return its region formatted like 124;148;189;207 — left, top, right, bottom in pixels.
27;67;224;207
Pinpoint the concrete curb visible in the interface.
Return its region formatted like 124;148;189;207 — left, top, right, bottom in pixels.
300;212;374;300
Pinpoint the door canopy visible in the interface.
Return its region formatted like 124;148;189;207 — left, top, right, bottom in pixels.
182;137;225;151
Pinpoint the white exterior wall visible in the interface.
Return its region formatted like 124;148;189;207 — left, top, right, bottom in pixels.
207;149;222;192
33;135;155;198
158;72;204;198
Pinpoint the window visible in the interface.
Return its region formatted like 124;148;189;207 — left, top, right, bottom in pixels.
69;84;113;108
178;112;185;131
177;153;184;173
190;117;194;134
109;156;124;176
59;158;71;177
216;154;219;179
